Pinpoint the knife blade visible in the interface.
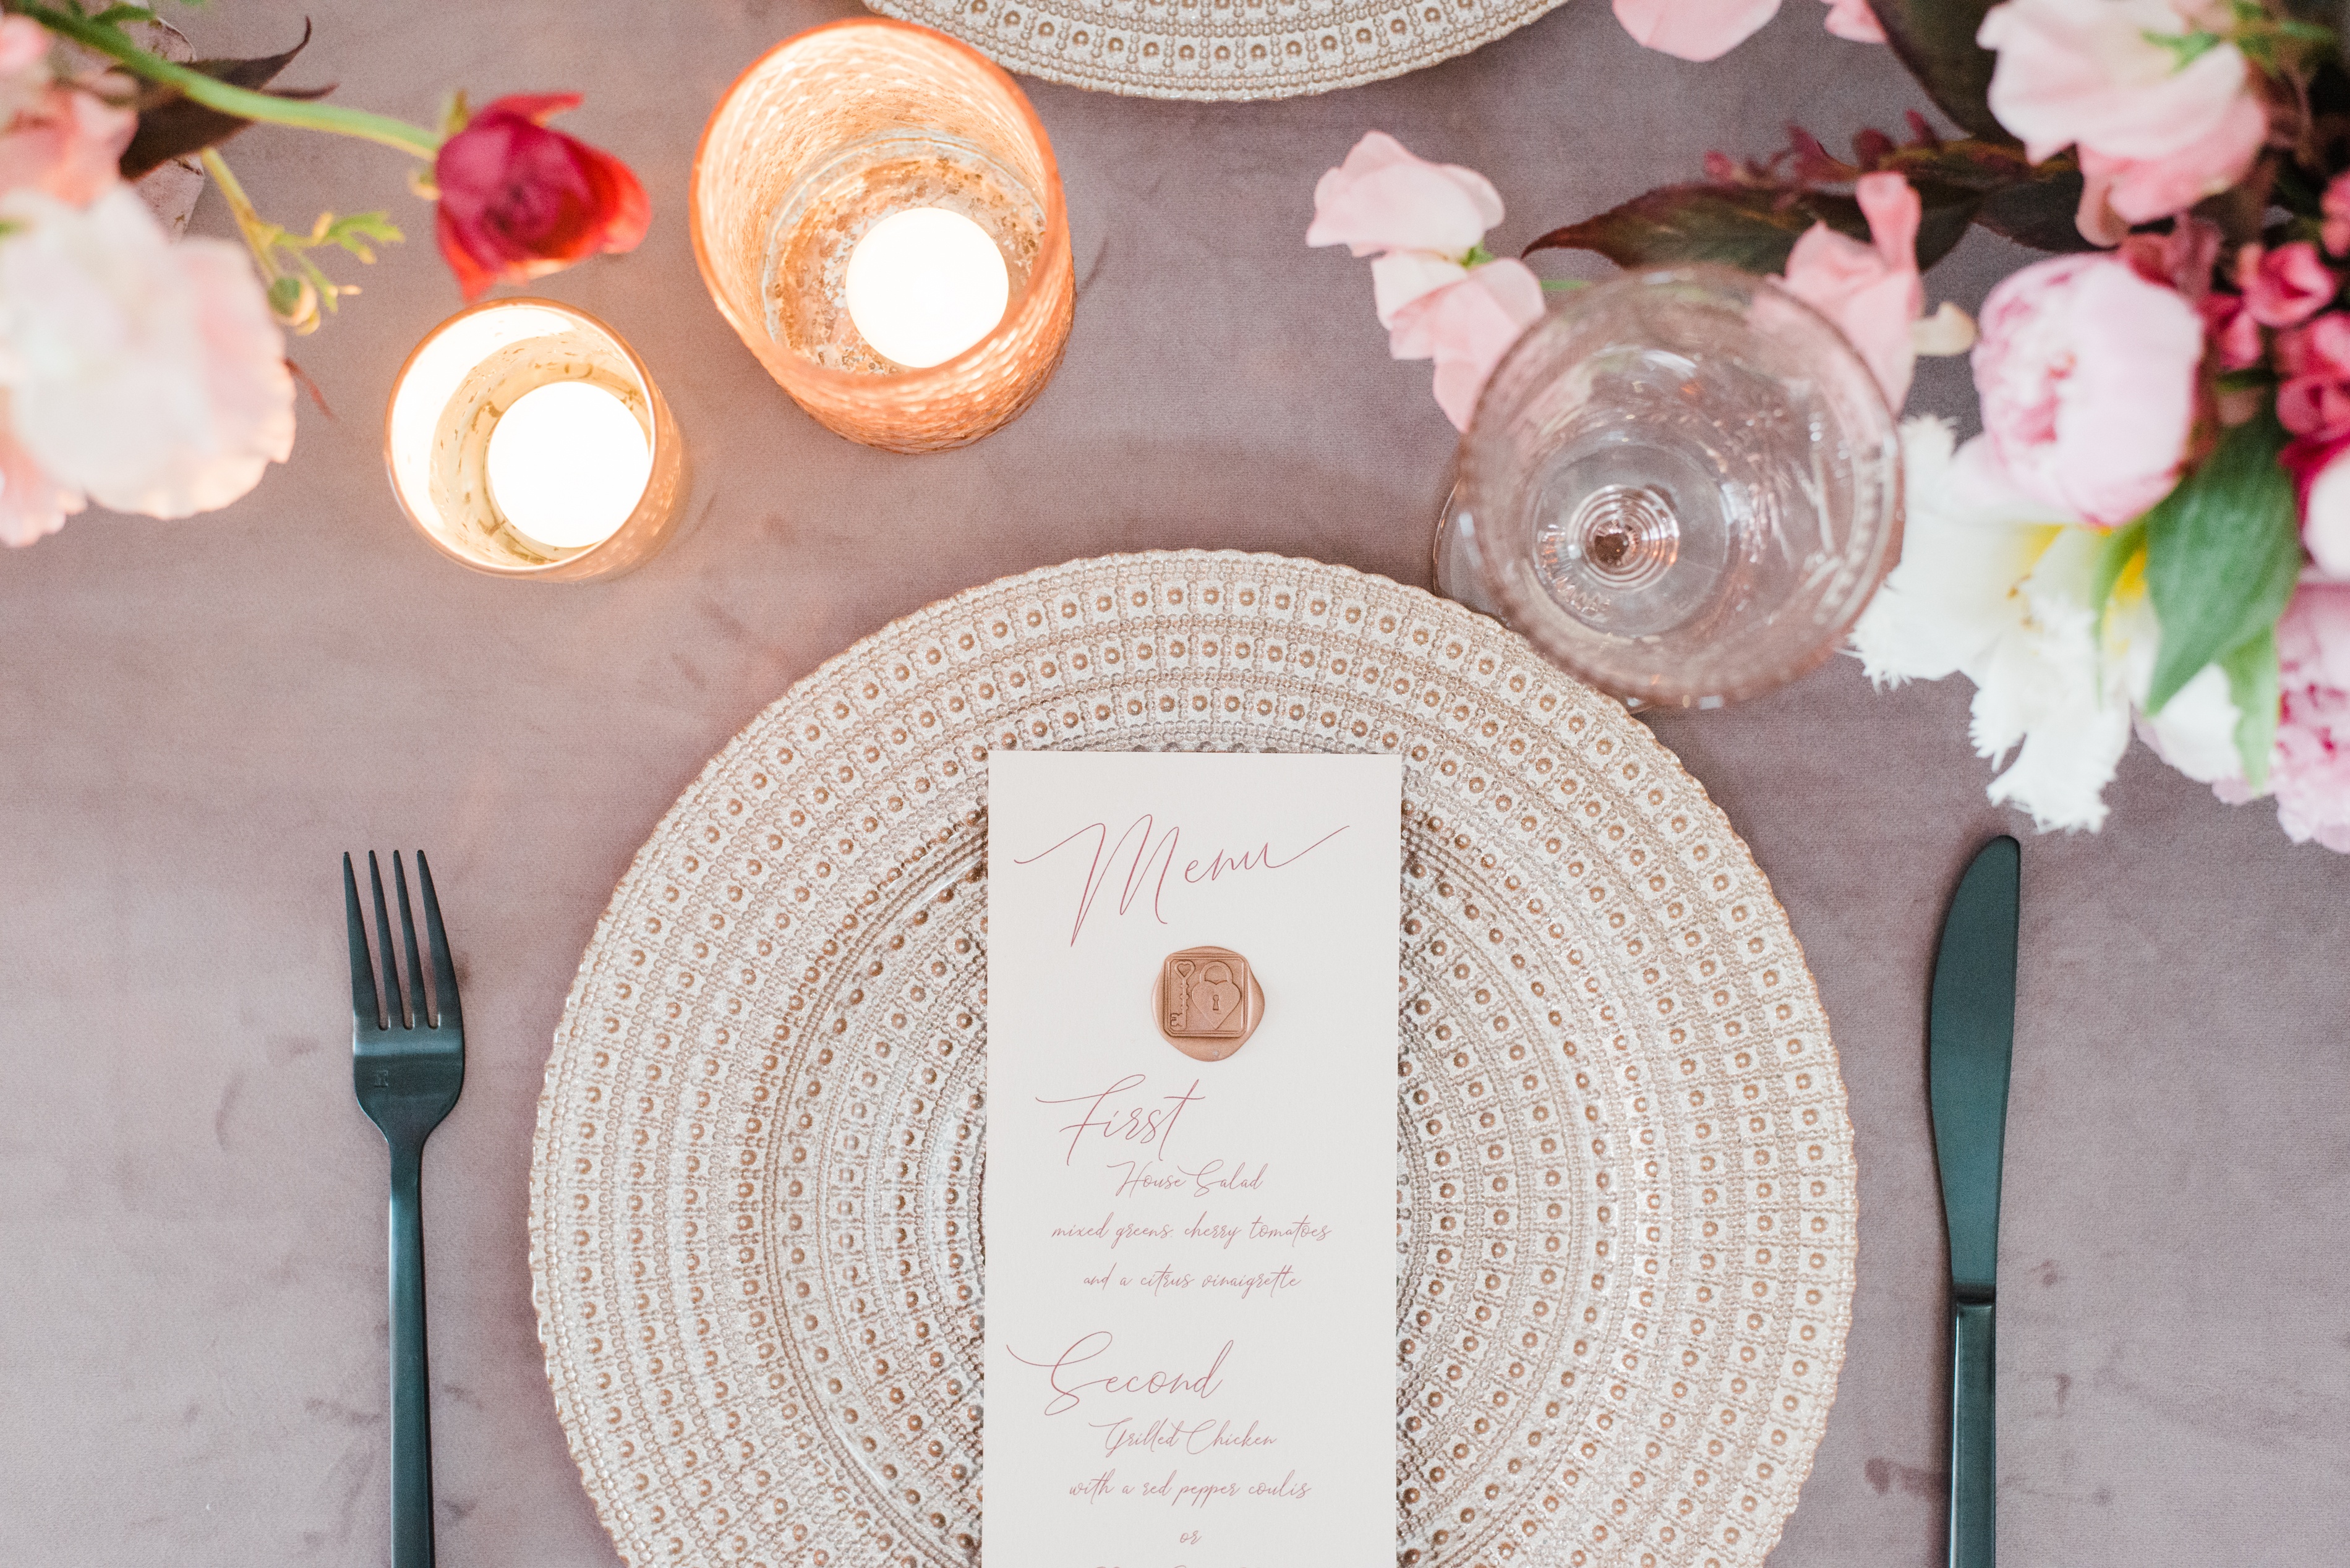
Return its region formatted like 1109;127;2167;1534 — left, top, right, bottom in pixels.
1928;835;2019;1568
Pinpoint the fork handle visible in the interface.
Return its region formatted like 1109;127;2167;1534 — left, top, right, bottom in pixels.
388;1141;435;1568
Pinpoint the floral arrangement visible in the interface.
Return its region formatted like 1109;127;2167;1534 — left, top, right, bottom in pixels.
0;3;646;548
1314;0;2350;853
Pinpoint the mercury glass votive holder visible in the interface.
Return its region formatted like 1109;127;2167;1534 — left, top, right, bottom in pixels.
690;18;1075;453
383;300;686;581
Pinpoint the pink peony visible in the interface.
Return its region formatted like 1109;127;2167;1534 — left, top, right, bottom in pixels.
0;15;50;121
2324;171;2350;257
2227;585;2350;851
0;187;294;521
1821;0;1887;41
1386;258;1545;432
2281;434;2350;578
2276;313;2350;441
1309;132;1544;432
1971;252;2202;525
1978;0;2268;244
2239;242;2335;328
1775;171;1925;409
0;78;134;207
0;399;83;547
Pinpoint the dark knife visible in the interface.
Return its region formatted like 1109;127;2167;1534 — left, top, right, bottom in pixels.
1928;835;2019;1568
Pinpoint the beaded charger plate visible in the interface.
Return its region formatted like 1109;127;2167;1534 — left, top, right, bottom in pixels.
865;0;1573;101
529;550;1856;1568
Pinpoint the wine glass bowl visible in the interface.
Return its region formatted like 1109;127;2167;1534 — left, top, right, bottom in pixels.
1440;264;1903;708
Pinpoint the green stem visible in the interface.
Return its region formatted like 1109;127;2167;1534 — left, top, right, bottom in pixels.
199;148;282;281
14;3;440;160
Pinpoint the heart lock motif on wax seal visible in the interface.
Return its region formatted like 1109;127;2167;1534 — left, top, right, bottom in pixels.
1155;946;1265;1062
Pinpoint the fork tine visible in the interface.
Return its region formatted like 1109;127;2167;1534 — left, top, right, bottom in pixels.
344;853;383;1031
393;852;429;1031
369;851;405;1030
417;850;462;1028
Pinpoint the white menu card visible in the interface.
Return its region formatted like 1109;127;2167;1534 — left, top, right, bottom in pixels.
985;751;1399;1568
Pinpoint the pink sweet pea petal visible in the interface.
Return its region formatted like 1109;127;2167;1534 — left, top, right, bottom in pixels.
1821;0;1886;41
1370;250;1470;329
1306;131;1505;260
1612;0;1782;61
1386;259;1545;432
1775;171;1923;409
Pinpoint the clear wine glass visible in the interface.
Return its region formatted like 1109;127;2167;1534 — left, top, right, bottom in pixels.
1435;264;1902;709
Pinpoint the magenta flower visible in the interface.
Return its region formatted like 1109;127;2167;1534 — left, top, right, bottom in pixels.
2239;242;2336;328
2277;314;2350;442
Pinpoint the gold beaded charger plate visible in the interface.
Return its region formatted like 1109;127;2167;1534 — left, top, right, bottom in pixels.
529;549;1856;1568
865;0;1573;101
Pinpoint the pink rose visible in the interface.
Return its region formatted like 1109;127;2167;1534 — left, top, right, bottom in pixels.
2225;585;2350;851
2324;171;2350;257
2277;313;2350;441
0;188;294;521
1978;0;2268;244
1775;171;1924;409
2239;241;2335;328
2281;434;2350;578
1386;258;1545;432
1971;251;2202;525
1821;0;1887;41
1309;132;1543;432
2118;215;2220;301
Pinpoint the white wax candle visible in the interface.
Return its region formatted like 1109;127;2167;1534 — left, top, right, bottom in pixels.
485;381;653;550
844;207;1011;370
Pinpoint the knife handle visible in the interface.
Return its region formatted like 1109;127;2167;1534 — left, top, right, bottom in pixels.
1947;1297;1995;1568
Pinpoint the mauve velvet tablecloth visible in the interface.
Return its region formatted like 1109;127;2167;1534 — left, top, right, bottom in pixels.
1;2;2344;1565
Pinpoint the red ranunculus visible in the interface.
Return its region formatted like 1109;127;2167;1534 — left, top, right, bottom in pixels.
432;93;648;302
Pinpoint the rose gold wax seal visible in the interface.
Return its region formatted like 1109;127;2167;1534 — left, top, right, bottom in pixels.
1155;947;1265;1062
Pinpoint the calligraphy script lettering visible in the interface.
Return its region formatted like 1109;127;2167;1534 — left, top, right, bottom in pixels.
1012;813;1348;945
1040;1074;1206;1167
1010;1331;1234;1417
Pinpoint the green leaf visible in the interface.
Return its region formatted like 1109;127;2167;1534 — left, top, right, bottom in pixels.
1971;170;2097;252
1526;182;1976;275
2218;628;2282;790
2142;411;2304;713
1869;0;2012;145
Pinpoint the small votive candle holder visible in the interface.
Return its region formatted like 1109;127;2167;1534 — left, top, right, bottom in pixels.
383;299;686;581
690;18;1075;453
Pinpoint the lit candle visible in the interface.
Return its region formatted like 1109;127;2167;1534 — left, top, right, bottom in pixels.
485;381;654;550
844;207;1011;370
385;299;683;580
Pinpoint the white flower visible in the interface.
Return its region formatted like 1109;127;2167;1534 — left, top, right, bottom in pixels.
0;185;294;522
1852;417;2242;830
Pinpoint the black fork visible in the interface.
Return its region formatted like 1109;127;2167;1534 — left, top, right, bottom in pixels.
343;851;465;1568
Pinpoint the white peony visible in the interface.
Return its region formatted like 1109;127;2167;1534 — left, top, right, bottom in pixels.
1851;417;2242;832
0;186;294;523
